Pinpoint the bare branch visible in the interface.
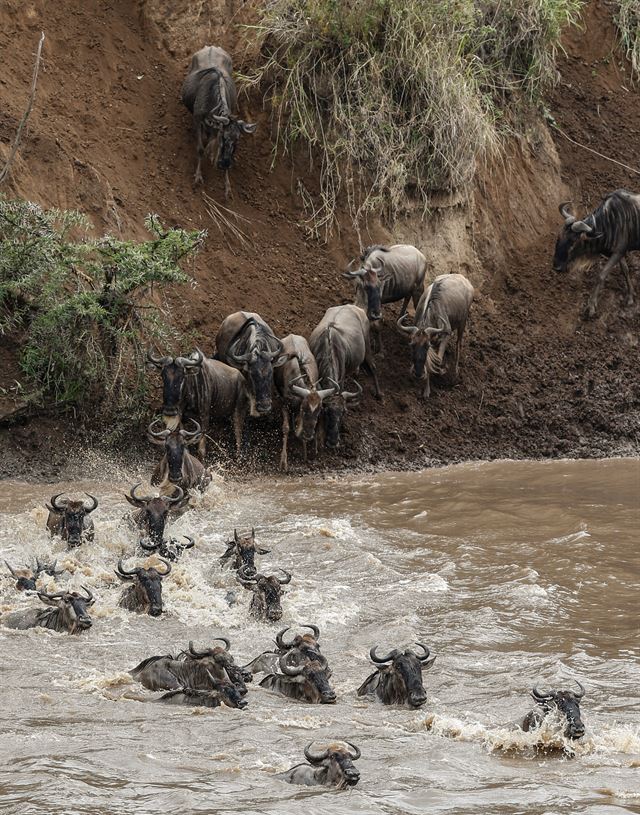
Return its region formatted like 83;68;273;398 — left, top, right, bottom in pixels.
0;32;46;186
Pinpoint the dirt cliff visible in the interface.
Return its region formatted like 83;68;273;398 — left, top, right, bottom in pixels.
0;0;638;478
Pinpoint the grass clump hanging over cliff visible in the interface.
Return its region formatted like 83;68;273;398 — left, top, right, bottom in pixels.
253;0;583;236
0;197;204;421
616;0;640;78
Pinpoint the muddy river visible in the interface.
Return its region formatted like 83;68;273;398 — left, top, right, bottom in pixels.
0;458;638;814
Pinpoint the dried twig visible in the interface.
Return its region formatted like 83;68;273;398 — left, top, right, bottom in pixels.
0;32;46;186
202;192;252;249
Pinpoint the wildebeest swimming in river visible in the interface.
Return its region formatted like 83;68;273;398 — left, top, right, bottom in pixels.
521;681;586;741
278;742;361;788
553;190;640;317
3;587;94;633
124;482;189;547
236;566;291;622
156;670;248;709
147;419;211;491
397;273;474;399
4;558;64;591
140;535;195;562
357;643;435;708
219;528;270;575
45;493;98;548
245;624;324;675
181;45;257;198
115;557;172;617
260;652;336;704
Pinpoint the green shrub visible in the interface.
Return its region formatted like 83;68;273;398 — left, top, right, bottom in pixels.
0;197;205;422
251;0;583;236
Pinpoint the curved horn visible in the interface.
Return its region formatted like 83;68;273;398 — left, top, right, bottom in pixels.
37;589;67;604
559;202;576;225
78;585;94;604
155;558;172;576
291;384;312;399
129;482;153;505
212;637;231;651
573;680;585;699
147;349;171;367
83;494;98;513
531;686;555;702
414;642;431;662
342;268;366;279
49;493;68;512
276;626;294;650
166;486;184;505
279;653;304;677
277;570;292;585
345;741;361;761
4;560;18;577
139;539;159;552
317;384;339;400
264;343;285;361
304;742;329;763
370;645;397;664
571;220;593;234
342;381;363;401
180;419;202;439
180;535;195;550
237;565;259;584
397;313;418;336
188;640;213;658
115;558;139;579
147;419;171;440
302;624;320;640
175;349;203;368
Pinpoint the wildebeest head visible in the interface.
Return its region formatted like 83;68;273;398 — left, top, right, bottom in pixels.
115;557;172;617
147;419;202;485
220;528;270;574
237;566;291;621
5;557;64;591
370;643;435;708
553;202;598;273
46;493;98;548
186;639;253;692
343;252;387;320
206;114;257;170
147;349;203;429
227;330;287;415
530;682;586;740
140;535;196;562
304;741;361;787
125;482;188;546
322;380;362;449
38;586;95;632
397;315;450;380
279;652;336;703
276;624;322;661
289;377;339;442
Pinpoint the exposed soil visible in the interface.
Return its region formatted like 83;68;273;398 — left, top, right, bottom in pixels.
0;0;639;481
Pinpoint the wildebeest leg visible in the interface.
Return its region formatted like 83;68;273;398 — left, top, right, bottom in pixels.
411;286;422;311
224;170;232;202
586;252;622;318
620;257;635;306
363;341;382;398
372;320;384;357
454;319;467;379
399;294;411;318
194;125;206;185
421;372;431;399
280;406;290;472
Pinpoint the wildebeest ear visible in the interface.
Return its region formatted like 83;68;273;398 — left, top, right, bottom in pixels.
124;494;141;508
239;120;257;134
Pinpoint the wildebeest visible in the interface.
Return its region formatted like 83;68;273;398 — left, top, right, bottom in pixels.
147;419;211;491
157;673;248;709
236;566;291;622
397;273;474;398
140;535;195;562
115;557;172;617
181;639;252;694
2;586;94;633
215;312;288;417
522;682;586;740
125;482;189;547
4;558;64;591
357;643;435;708
181;45;257;197
45;493;98;548
245;624;324;675
260;653;336;704
345;244;427;352
147;349;249;458
219;528;270;575
309;304;381;449
278;742;361;788
274;334;337;470
553;191;640;317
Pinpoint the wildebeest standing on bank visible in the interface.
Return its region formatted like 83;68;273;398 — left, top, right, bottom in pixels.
344;244;427;352
147;419;211;491
357;643;435;708
3;587;94;633
397;273;474;399
147;349;249;459
215;311;287;417
278;742;361;788
309;304;380;449
274;334;338;470
553;191;640;317
115;557;172;617
522;681;586;740
181;45;257;197
46;493;98;548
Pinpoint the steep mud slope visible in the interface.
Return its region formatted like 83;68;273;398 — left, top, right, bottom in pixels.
0;0;638;477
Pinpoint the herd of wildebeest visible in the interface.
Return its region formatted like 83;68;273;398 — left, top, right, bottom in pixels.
6;41;639;789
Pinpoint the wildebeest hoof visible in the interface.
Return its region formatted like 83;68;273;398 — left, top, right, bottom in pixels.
194;172;204;186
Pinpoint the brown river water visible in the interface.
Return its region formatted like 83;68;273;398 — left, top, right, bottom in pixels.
0;458;638;814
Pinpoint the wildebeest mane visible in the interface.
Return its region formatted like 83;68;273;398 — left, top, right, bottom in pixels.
193;67;228;120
